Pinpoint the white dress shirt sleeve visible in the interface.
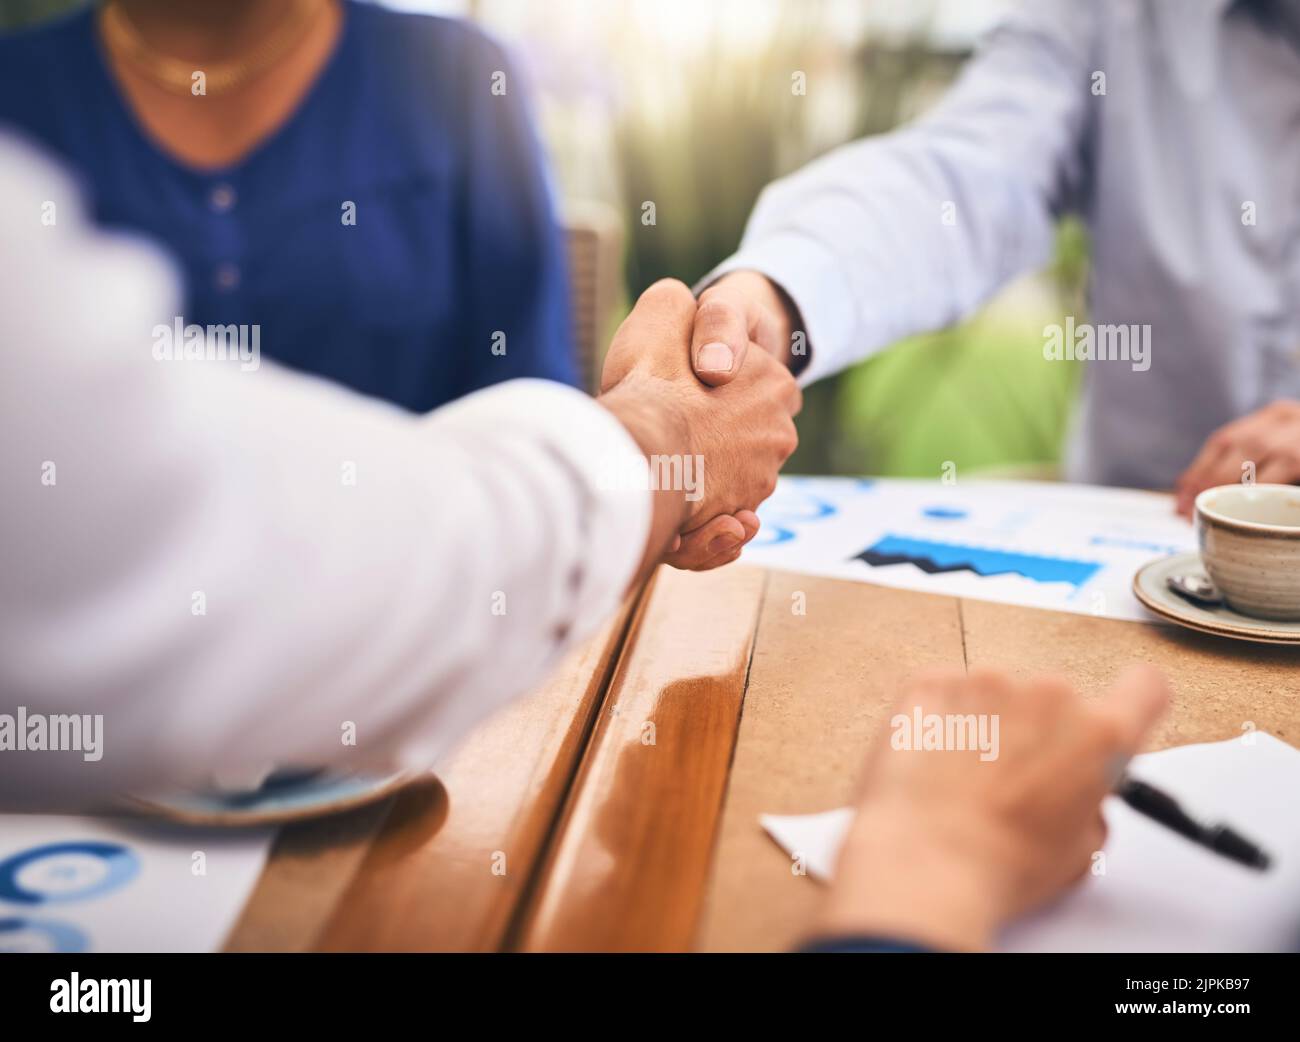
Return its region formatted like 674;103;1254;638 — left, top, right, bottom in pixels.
0;136;648;804
700;0;1098;384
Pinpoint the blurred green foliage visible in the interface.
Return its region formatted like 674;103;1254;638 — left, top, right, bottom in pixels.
827;217;1089;478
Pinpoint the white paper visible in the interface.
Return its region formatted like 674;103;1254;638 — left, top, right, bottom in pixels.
761;734;1300;952
742;477;1195;623
0;815;274;952
760;808;855;882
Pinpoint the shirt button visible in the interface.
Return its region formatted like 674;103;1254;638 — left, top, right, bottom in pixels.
209;183;236;213
214;263;241;292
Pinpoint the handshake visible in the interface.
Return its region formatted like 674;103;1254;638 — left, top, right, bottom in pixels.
597;273;804;573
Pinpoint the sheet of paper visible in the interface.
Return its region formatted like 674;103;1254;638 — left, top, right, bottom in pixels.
761;734;1300;952
742;477;1195;622
0;815;274;952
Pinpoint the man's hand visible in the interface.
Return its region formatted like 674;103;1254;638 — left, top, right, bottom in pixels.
599;279;802;576
816;666;1169;951
1174;400;1300;517
642;270;804;569
690;270;801;384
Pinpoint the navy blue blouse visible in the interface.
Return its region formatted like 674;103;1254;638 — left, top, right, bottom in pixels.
0;2;577;411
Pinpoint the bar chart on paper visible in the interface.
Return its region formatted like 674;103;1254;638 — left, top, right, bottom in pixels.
742;477;1196;622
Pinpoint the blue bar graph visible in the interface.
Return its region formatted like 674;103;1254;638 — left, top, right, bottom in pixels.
855;535;1102;588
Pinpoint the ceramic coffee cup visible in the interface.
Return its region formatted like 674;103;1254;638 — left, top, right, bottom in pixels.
1195;484;1300;620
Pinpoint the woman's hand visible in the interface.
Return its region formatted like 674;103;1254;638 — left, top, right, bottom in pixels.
816;666;1169;951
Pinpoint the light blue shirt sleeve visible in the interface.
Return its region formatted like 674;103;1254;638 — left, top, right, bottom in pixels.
702;0;1098;384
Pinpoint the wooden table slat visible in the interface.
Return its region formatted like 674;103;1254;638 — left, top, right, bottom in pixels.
959;599;1300;749
514;564;768;952
307;594;640;951
696;573;967;952
225;798;393;952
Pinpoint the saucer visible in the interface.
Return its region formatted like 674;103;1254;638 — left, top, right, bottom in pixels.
1133;552;1300;645
127;767;413;827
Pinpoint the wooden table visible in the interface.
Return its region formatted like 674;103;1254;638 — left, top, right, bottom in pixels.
227;564;1300;952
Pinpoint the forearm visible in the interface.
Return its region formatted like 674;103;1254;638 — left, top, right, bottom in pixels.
2;363;650;803
598;381;690;581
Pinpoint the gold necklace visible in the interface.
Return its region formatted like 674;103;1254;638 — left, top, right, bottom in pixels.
100;0;324;96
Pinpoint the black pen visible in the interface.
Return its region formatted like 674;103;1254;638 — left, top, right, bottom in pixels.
1116;775;1272;871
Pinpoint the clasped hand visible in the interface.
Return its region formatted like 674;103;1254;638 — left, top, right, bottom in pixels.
598;277;800;569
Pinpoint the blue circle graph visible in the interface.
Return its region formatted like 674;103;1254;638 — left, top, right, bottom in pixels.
0;915;89;952
0;841;140;905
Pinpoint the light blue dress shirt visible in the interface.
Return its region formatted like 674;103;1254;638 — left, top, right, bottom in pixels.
711;0;1300;488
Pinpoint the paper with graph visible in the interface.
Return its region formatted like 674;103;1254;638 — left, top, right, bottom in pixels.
742;477;1195;622
0;815;273;952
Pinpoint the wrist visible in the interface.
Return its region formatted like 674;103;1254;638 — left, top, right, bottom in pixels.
814;811;1009;952
598;379;691;572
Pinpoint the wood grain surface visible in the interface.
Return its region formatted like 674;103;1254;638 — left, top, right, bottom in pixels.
514;565;767;951
317;594;639;951
233;565;1300;952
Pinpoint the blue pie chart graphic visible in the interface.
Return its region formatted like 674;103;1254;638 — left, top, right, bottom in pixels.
0;841;140;905
0;915;88;952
